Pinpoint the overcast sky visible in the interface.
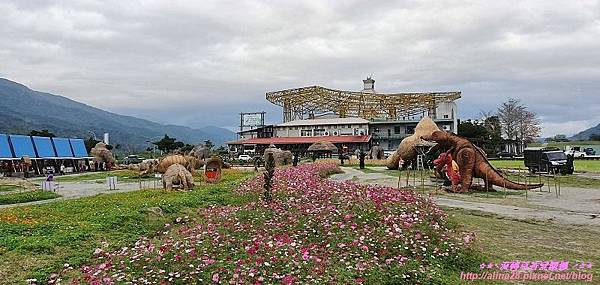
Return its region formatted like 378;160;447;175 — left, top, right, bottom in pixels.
1;0;599;137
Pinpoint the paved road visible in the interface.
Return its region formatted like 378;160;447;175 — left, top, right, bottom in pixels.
331;167;600;227
0;180;145;209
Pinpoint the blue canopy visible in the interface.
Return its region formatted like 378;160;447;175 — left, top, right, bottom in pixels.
52;138;74;157
0;134;13;158
69;138;89;157
32;136;57;158
10;135;37;158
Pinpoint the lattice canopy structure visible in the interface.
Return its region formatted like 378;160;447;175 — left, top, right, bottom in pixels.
266;85;461;122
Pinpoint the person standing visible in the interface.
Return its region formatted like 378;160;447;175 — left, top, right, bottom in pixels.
60;164;65;175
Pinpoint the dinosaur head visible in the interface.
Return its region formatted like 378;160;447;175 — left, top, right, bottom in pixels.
421;130;448;142
433;152;452;165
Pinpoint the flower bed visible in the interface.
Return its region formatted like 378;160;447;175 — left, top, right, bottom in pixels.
49;163;478;284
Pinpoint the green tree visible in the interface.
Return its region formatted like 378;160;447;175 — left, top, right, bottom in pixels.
152;135;184;153
28;129;55;137
204;139;214;150
84;136;101;152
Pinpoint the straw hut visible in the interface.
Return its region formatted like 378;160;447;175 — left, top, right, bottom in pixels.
307;141;338;160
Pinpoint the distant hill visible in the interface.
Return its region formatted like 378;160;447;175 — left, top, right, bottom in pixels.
570;123;600;140
0;78;236;151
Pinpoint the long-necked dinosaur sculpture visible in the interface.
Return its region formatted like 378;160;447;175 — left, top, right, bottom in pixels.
422;130;543;193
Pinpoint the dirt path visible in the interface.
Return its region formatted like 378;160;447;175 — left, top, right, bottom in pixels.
331;167;600;227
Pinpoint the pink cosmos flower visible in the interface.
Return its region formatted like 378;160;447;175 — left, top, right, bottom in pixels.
282;275;294;284
212;273;220;283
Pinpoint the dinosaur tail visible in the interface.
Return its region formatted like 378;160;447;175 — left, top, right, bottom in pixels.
483;169;543;190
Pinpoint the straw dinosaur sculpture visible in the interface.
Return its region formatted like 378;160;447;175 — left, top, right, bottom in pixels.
90;142;116;169
370;145;385;160
386;117;439;170
156;155;203;174
263;147;293;166
162;163;194;191
422;130;543;193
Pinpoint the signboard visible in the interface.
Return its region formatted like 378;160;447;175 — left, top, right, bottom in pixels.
240;112;266;132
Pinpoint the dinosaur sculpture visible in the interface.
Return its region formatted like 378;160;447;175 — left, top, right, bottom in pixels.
370;145;385;160
91;142;116;169
422;130;543;193
162;163;194;191
386;117;439;170
156;155;203;174
433;152;461;189
263;146;293;166
189;144;211;160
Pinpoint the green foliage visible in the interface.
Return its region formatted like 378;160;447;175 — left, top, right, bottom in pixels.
28;129;55;138
152;135;184;153
0;191;60;205
204;139;214;149
263;153;275;202
84;136;101;152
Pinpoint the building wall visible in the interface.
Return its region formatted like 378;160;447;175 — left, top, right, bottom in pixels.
274;123;369;138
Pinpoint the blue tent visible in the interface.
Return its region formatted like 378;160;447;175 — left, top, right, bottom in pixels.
52;138;74;157
69;139;89;157
32;136;57;158
9;135;37;158
0;134;14;159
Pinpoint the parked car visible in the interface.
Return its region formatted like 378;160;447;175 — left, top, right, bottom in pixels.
564;149;586;158
122;155;143;165
584;148;597;156
496;151;515;158
524;147;572;174
237;154;252;161
383;150;395;158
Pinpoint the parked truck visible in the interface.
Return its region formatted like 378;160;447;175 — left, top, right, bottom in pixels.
523;147;573;174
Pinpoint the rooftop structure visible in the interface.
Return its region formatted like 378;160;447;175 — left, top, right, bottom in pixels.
266;78;461;122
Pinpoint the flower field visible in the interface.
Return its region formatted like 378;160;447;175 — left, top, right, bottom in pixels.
50;163;479;284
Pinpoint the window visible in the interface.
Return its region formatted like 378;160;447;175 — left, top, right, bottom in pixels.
406;126;415;134
347;125;352;128
314;129;325;136
394;126;401;134
443;115;449;119
301;130;312;137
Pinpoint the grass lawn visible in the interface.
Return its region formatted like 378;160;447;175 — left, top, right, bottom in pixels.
447;208;598;284
490;159;600;173
53;169;146;182
0;184;25;192
0;191;60;205
0;169;255;284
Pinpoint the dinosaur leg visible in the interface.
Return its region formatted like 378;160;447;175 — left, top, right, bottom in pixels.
456;148;476;193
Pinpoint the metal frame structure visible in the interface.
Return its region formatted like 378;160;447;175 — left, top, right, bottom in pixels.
266;86;461;122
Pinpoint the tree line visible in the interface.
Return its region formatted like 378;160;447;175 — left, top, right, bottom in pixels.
458;98;541;155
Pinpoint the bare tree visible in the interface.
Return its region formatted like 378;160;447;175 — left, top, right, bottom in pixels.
497;98;541;153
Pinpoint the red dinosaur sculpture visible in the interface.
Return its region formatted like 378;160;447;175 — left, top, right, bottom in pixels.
433;152;461;189
423;130;543;193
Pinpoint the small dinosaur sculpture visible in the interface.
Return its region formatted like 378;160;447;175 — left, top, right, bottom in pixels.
422;130;543;193
433;152;461;187
162;163;194;191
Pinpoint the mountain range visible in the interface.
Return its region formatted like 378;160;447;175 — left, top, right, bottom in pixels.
0;78;236;151
570;123;600;140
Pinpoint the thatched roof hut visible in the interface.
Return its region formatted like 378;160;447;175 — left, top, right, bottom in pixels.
307;141;338;152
